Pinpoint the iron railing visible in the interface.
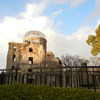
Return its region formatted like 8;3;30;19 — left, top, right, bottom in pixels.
0;66;100;92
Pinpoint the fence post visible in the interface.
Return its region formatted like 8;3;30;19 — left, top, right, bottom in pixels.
59;67;62;87
0;71;5;85
14;68;18;81
92;68;96;92
86;66;90;89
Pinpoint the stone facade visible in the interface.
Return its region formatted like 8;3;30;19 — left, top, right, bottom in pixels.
6;31;61;69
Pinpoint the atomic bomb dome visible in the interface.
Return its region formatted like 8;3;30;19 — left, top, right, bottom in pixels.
24;31;46;39
6;30;61;70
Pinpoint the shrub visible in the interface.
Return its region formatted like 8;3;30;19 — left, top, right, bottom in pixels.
0;83;99;100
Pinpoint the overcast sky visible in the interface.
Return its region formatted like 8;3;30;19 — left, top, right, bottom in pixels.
0;0;100;68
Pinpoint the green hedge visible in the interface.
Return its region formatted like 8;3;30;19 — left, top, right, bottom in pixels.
0;84;100;100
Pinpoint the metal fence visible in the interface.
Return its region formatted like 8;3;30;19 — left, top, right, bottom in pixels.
0;66;100;92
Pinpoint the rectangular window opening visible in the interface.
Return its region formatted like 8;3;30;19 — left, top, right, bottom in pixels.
28;57;33;64
47;54;51;57
28;69;32;72
12;66;15;69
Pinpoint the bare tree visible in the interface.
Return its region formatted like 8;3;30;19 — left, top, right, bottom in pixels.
61;54;73;66
72;55;89;66
89;57;100;66
61;54;89;67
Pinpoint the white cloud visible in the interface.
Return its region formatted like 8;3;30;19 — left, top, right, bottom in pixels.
0;1;98;69
45;26;95;59
47;0;86;7
41;0;86;7
69;0;86;7
20;3;45;19
0;2;52;68
97;19;100;25
51;9;63;18
86;0;100;22
53;0;69;4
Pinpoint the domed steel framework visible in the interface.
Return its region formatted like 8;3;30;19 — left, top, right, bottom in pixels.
25;31;46;39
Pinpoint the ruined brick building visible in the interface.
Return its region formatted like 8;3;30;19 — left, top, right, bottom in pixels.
1;29;99;88
6;31;61;69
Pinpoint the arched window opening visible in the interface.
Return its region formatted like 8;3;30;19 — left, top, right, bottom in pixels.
13;46;16;51
59;60;62;65
29;48;33;52
12;54;16;61
27;40;30;43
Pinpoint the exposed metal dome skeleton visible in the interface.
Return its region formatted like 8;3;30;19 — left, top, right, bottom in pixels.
25;31;46;39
